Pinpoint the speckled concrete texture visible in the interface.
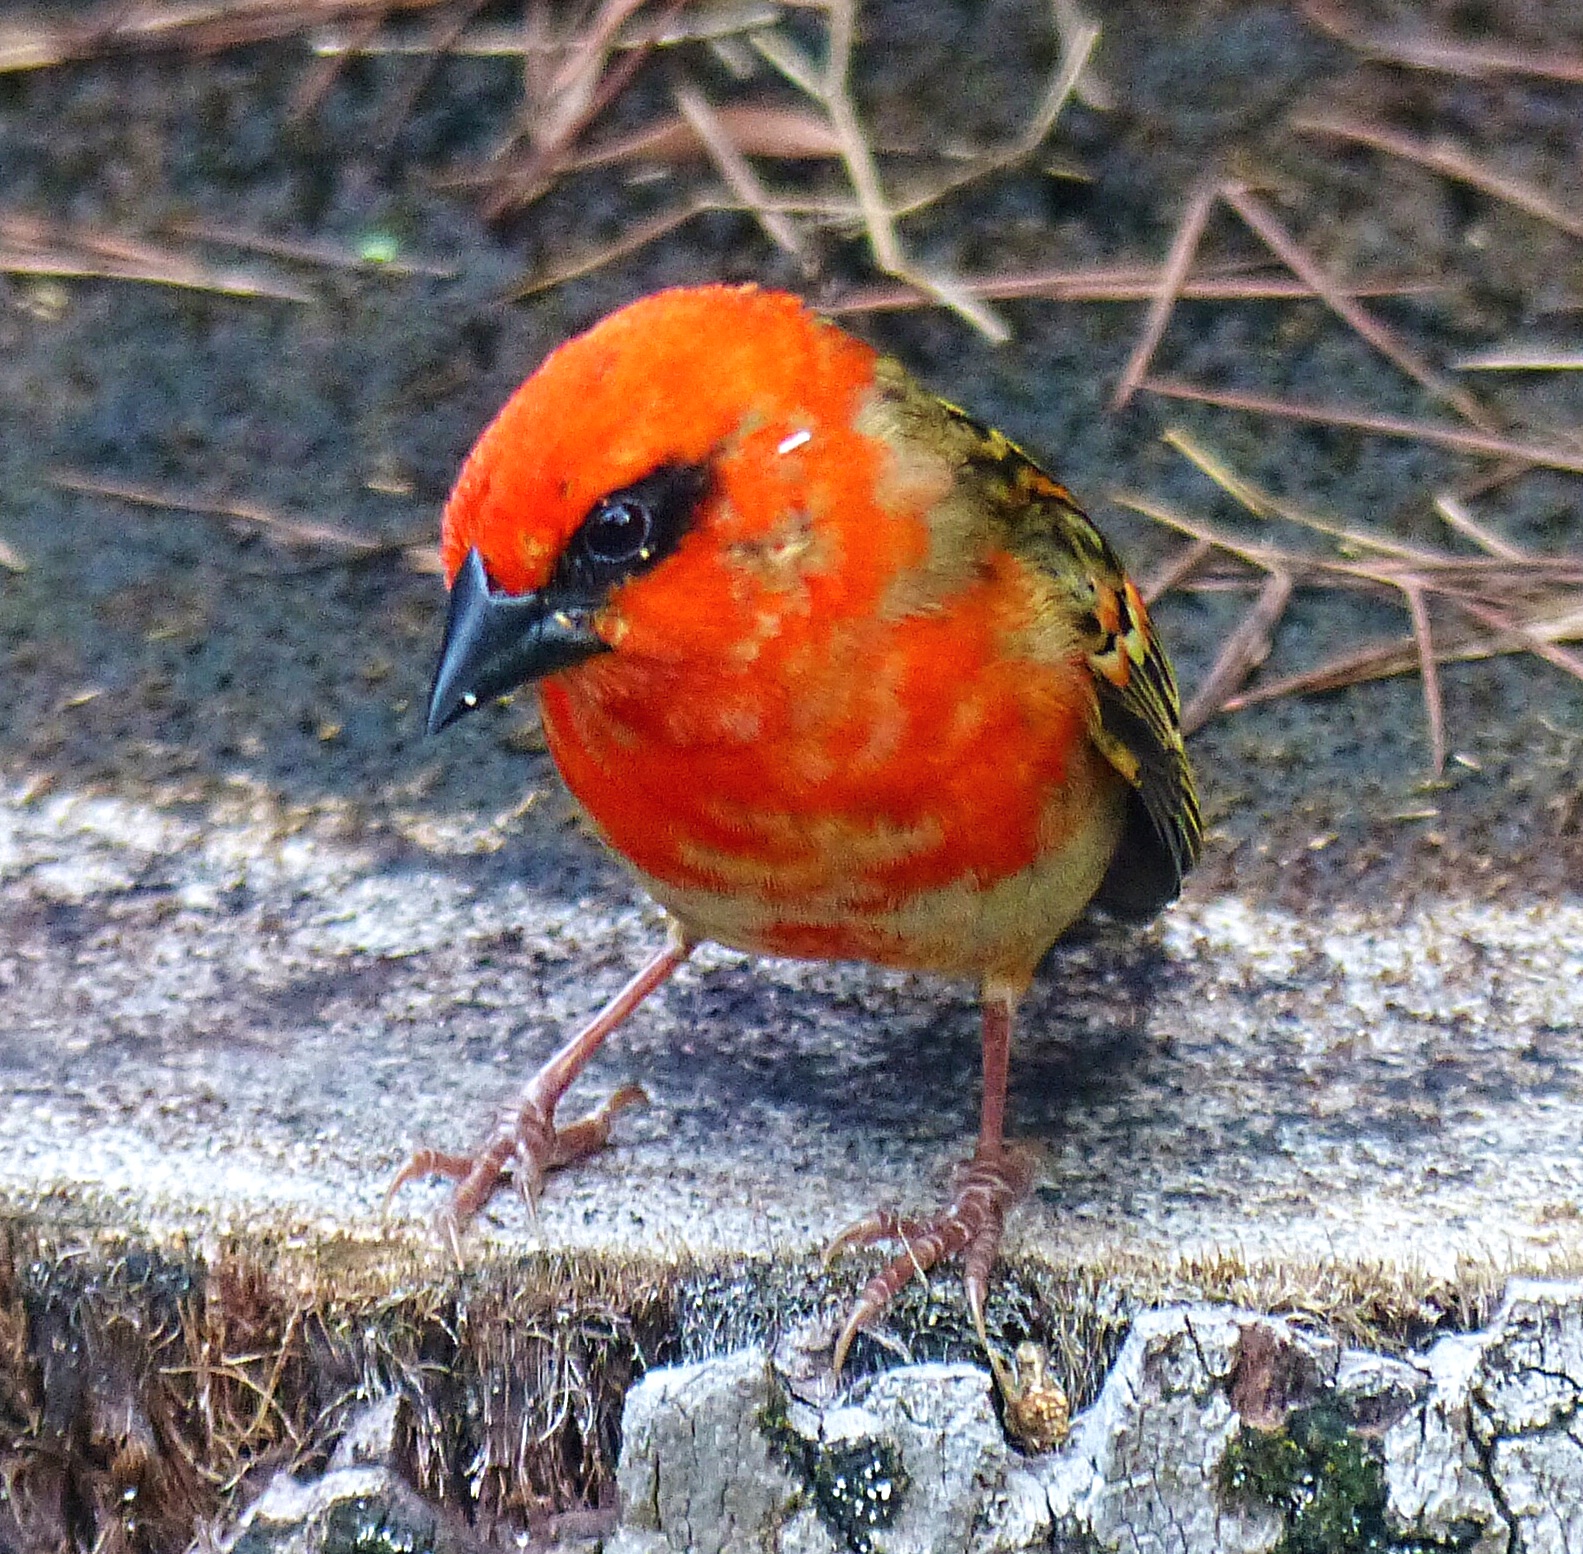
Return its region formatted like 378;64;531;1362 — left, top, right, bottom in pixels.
4;777;1582;1290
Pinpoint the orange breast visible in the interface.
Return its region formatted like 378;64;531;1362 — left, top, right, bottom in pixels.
538;554;1125;982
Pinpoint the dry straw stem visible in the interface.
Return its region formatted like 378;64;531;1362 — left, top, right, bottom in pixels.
310;2;788;60
671;74;813;269
0;0;450;71
1138;379;1583;477
828;263;1441;313
1108;176;1486;422
0;210;312;302
479;0;681;219
525;240;1439;307
1117;428;1583;770
1216;597;1583;717
1219;183;1492;428
290;5;390;120
1178;569;1294;738
1111;180;1220;410
1298;0;1583;83
1294;116;1583;245
50;469;433;568
750;0;1098;340
1433;492;1526;563
1454;348;1583;373
562;98;842;170
164;218;456;278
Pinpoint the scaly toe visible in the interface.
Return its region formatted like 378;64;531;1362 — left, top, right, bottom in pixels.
829;1143;1037;1376
386;1088;649;1240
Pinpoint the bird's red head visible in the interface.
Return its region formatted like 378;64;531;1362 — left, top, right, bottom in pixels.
429;286;955;734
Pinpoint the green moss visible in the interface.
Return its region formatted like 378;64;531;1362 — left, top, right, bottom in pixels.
805;1438;908;1552
1218;1404;1477;1554
318;1495;437;1554
759;1387;907;1554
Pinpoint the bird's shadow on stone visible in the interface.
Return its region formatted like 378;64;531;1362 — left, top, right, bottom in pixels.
631;919;1174;1150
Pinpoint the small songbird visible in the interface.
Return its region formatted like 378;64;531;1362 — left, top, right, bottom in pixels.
391;284;1200;1371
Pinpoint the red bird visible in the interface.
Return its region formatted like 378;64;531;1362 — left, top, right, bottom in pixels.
391;285;1200;1371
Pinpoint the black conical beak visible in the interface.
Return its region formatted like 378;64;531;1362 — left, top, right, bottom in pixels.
425;547;609;735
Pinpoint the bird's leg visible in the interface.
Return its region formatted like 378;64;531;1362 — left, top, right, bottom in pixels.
828;979;1035;1374
386;927;693;1247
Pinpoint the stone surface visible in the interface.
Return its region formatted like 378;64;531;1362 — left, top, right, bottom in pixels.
613;1349;799;1554
612;1349;1037;1554
600;1283;1583;1552
1038;1308;1291;1551
221;1398;490;1554
1383;1280;1583;1553
5;781;1583;1293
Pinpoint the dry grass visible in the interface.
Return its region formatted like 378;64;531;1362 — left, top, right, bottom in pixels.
1097;7;1583;762
1114;429;1583;773
0;1231;673;1552
9;0;1578;757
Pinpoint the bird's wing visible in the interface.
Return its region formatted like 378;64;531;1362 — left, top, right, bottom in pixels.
867;360;1201;918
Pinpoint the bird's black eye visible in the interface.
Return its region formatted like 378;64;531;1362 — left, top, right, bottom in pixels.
555;462;710;597
584;496;655;564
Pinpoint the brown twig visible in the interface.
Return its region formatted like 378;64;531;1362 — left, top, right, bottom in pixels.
1139;538;1213;606
824;263;1441;313
1;209;313;301
481;0;685;220
753;9;1008;339
671;75;812;269
1180;569;1295;735
1449;598;1583;686
50;469;425;556
1453;348;1583;373
1294;117;1583;244
1221;184;1492;427
164;218;455;277
1402;583;1446;773
564;102;843;170
0;0;449;71
1114;414;1583;761
1139;379;1583;476
1220;598;1583;712
1431;493;1526;562
307;2;788;61
750;0;1098;339
1297;1;1583;83
1111;180;1222;410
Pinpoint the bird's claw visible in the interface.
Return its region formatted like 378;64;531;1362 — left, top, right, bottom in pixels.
384;1083;651;1242
827;1144;1036;1376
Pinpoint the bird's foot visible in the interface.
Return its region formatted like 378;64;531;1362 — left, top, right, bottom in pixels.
826;1144;1036;1375
384;1082;648;1255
